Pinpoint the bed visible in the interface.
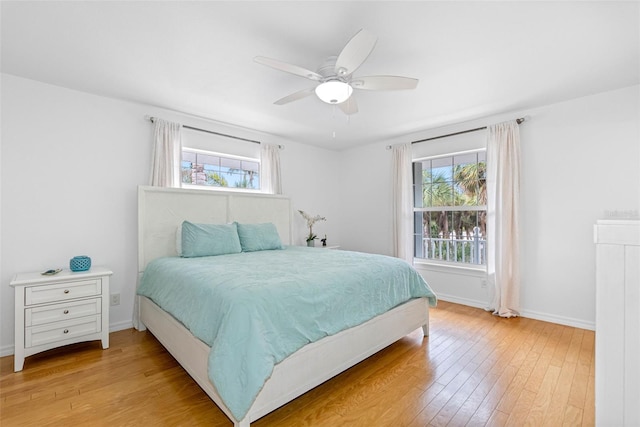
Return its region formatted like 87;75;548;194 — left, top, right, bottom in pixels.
135;185;436;426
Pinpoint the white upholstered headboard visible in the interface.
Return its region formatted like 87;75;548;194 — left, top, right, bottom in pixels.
137;186;292;272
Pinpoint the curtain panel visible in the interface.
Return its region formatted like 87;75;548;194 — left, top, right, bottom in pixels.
486;120;521;317
149;118;183;187
261;143;282;195
392;143;414;263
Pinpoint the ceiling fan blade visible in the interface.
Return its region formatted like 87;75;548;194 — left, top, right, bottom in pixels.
334;29;377;77
274;88;316;105
350;75;419;91
254;56;323;81
338;96;358;115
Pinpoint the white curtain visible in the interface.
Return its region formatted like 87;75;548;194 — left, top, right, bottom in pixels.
486;120;521;317
392;143;414;262
149;118;182;187
261;143;282;194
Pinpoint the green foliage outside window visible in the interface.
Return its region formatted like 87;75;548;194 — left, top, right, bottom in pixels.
415;152;487;265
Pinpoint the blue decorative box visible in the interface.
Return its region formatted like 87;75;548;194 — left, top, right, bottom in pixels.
70;256;91;272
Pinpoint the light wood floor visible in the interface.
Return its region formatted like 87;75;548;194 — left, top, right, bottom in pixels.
0;301;594;426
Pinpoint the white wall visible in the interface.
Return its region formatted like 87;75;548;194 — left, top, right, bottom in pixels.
0;74;341;355
281;141;342;246
338;85;640;330
517;85;639;328
337;141;395;255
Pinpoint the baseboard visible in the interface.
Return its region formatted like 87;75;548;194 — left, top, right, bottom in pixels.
436;293;595;331
435;293;487;310
109;319;134;332
0;344;14;358
518;308;595;331
0;320;136;358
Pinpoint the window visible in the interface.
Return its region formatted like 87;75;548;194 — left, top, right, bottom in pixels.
181;148;260;190
413;150;486;266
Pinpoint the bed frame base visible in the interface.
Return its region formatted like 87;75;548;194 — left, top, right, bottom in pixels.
138;296;429;426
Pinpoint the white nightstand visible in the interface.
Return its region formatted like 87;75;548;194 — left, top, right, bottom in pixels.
10;266;112;372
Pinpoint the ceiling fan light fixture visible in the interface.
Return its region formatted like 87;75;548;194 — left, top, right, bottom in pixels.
315;80;353;104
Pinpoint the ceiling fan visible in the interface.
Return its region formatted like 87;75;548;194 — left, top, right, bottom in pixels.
254;29;419;115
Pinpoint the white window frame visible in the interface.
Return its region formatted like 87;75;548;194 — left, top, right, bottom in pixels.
413;149;487;271
181;147;262;193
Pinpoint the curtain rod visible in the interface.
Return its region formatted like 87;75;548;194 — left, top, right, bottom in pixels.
147;116;262;145
410;117;526;145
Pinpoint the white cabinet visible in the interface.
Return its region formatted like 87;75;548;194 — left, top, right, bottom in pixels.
594;219;640;426
10;267;113;372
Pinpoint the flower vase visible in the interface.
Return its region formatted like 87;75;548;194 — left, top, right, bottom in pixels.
307;240;315;247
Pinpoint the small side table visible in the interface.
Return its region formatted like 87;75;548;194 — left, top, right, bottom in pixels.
10;267;112;371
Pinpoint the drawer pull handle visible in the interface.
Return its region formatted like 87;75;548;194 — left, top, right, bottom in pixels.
63;329;69;334
63;290;70;294
63;310;69;314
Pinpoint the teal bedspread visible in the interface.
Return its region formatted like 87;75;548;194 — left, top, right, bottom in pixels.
137;246;436;421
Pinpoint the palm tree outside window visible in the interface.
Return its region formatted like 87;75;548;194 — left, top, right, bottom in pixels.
413;150;487;266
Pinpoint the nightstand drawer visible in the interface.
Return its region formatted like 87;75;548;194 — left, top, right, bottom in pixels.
25;279;101;305
25;315;102;348
25;298;102;327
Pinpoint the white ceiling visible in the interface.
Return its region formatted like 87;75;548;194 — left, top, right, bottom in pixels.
2;1;638;150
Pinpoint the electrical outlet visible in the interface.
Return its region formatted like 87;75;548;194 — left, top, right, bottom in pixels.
110;293;120;306
480;280;487;289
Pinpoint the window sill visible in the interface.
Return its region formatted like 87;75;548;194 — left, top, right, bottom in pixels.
413;259;487;277
181;184;265;194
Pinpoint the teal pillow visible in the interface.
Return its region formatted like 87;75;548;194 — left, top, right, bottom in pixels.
181;221;242;258
236;222;283;252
